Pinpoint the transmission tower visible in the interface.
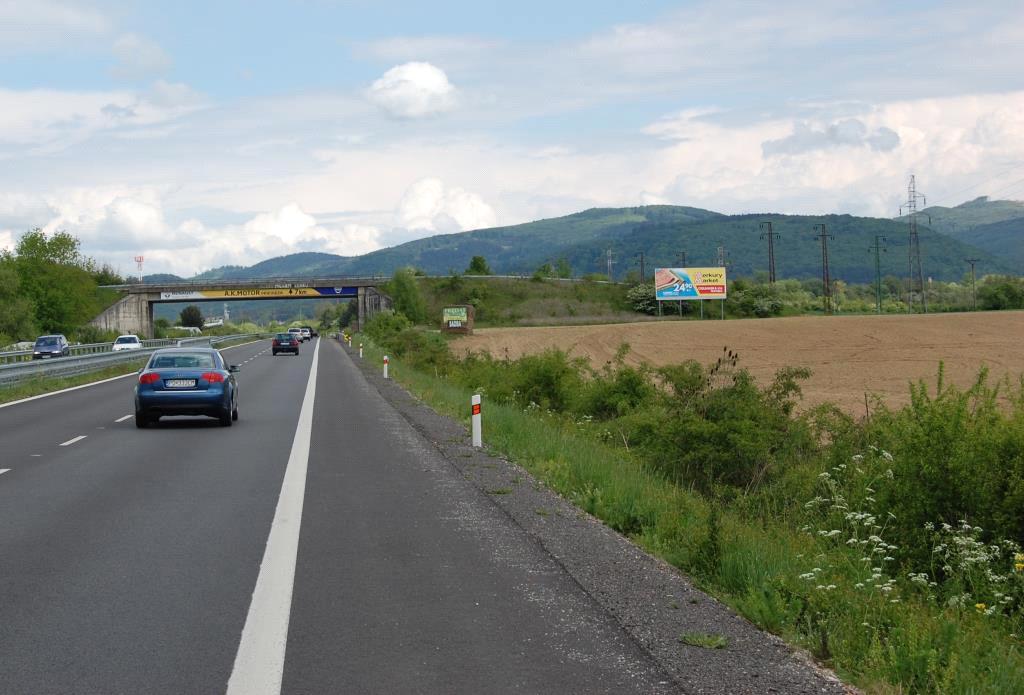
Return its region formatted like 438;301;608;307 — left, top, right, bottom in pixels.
759;221;780;283
134;255;144;283
901;175;928;313
869;236;887;313
812;224;834;314
965;258;980;310
605;249;616;281
636;252;646;283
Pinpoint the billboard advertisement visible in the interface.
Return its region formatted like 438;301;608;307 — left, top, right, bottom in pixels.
654;267;727;300
157;286;357;301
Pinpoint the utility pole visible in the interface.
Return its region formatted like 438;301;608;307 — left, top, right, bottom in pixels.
812;224;834;315
717;244;729;319
606;249;615;282
637;252;646;284
965;258;980;310
901;174;928;313
869;235;887;313
759;221;780;283
676;251;687;267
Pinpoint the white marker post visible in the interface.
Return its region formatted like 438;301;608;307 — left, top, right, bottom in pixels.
359;343;363;359
471;394;482;448
383;355;389;379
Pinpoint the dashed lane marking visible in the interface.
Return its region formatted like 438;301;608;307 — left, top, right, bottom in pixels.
115;414;133;423
0;469;10;476
59;435;87;447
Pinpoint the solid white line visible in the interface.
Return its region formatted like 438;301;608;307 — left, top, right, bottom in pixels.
115;414;133;423
227;336;320;695
0;469;10;476
59;435;87;447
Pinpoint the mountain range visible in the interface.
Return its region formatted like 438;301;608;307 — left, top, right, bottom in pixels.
150;198;1024;285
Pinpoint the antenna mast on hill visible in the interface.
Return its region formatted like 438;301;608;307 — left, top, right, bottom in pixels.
901;175;928;313
759;221;779;283
606;249;615;281
812;224;834;315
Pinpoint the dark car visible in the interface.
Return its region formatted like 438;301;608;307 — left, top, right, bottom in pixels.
302;325;318;338
272;332;300;356
32;334;70;359
134;347;239;428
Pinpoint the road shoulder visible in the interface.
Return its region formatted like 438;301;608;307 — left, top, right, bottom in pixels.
339;338;852;694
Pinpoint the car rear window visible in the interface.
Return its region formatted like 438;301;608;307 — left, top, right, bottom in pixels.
276;333;295;340
150;353;216;369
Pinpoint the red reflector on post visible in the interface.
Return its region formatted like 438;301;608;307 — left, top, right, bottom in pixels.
472;404;481;415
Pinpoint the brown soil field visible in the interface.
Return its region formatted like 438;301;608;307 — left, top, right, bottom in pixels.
452;311;1024;415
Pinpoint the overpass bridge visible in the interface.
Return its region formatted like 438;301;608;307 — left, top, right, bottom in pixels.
91;277;392;337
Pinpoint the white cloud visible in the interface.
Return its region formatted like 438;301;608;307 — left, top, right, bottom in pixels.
368;62;457;118
0;0;109;53
396;178;496;234
111;33;173;80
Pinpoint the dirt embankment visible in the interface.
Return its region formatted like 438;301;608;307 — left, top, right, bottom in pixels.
452;312;1024;415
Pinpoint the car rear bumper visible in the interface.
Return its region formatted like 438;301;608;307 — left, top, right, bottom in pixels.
136;389;231;416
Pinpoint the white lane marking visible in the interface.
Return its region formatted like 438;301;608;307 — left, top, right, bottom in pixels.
30;454;41;457
0;469;10;476
59;435;87;447
115;414;133;423
227;336;320;695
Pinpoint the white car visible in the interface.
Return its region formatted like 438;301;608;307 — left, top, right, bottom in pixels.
112;334;142;351
288;327;305;342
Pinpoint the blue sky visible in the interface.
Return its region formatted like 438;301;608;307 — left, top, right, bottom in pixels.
1;0;1023;275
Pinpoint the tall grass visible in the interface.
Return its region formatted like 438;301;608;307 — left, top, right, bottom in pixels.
354;323;1024;692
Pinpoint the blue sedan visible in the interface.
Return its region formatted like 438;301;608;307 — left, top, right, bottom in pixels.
134;347;239;428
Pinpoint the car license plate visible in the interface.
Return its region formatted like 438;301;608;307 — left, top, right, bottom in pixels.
166;379;196;388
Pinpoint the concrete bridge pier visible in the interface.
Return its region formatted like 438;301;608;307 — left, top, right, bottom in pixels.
90;292;156;338
355;286;392;331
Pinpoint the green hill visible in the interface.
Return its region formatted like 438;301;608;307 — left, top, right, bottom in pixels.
163;202;1020;284
946;217;1024;269
919;196;1024;236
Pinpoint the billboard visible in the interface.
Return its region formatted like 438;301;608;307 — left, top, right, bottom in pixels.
655;267;727;300
441;305;474;334
157;286;357;301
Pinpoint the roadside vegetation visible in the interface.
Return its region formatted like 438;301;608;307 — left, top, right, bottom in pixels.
350;290;1024;692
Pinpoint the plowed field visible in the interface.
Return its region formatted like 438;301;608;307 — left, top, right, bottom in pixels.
452;312;1024;414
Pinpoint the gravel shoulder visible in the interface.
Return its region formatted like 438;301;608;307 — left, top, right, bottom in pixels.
343;340;854;694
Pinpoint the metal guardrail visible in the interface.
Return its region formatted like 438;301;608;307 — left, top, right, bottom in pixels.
0;338;179;365
0;334;267;385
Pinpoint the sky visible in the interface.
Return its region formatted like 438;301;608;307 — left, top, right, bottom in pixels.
1;0;1023;276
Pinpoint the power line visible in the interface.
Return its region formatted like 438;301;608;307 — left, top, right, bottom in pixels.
900;174;928;313
759;221;779;283
869;235;887;313
812;224;834;315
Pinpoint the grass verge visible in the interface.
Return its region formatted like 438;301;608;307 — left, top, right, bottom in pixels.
354;336;1024;693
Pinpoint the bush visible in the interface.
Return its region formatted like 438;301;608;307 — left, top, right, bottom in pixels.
626;283;657;314
364;311;411;345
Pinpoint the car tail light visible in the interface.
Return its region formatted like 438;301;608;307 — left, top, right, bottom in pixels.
139;373;160;385
202;371;225;383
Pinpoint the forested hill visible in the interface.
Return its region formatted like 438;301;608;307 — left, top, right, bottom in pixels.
190;203;1018;283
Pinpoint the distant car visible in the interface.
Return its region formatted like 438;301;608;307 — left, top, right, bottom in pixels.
299;327;312;341
301;325;318;339
32;334;70;359
272;332;300;356
288;327;305;342
134;347;239;428
112;334;142;351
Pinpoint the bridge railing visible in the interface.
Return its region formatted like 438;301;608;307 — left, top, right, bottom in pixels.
0;334;267;385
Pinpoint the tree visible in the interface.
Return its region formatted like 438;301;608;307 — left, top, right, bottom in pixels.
0;259;37;342
466;256;491;275
555;257;572;278
180;305;204;328
5;228;102;333
387;268;428;323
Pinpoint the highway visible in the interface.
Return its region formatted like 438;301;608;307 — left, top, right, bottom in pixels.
0;337;678;694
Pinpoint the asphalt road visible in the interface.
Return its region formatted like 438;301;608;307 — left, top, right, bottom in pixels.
0;337;679;694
